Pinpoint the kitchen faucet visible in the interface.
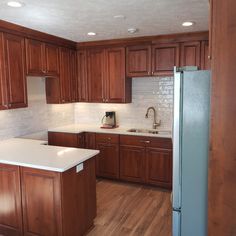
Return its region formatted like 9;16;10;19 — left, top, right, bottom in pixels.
145;107;161;129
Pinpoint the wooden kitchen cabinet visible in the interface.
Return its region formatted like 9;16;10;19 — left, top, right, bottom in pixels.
0;164;23;236
3;33;27;109
105;47;131;103
87;48;105;103
120;145;146;183
70;49;78;102
95;133;119;179
59;47;72;103
25;38;45;76
146;147;172;188
77;50;89;102
48;131;85;148
26;39;60;77
152;43;180;76
201;40;211;70
126;44;152;77
85;132;96;149
180;41;201;68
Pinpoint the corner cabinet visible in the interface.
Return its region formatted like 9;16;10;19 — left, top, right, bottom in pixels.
0;33;27;110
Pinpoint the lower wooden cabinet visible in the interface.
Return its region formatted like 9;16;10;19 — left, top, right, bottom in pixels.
48;131;85;148
120;145;146;183
0;159;96;236
0;164;23;236
146;147;172;188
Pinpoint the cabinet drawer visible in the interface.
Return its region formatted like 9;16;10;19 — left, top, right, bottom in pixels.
120;135;172;149
96;133;119;144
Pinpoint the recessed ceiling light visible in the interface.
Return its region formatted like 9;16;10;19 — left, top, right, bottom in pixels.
114;15;126;19
7;1;24;7
182;21;195;27
87;32;96;36
128;28;138;34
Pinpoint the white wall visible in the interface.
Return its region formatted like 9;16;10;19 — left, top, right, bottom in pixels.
0;77;74;140
74;77;174;130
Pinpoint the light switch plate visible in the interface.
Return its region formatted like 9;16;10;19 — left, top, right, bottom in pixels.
76;163;84;173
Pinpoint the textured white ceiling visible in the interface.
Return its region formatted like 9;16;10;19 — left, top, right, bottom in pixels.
0;0;209;42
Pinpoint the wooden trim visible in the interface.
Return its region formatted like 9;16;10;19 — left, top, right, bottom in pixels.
0;19;76;49
77;31;209;48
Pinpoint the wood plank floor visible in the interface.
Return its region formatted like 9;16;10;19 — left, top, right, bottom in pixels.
86;179;172;236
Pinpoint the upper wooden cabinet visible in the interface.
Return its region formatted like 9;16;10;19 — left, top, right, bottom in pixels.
69;50;78;102
152;43;180;76
180;41;201;68
86;46;131;103
126;44;152;77
77;50;88;102
2;33;27;109
87;48;105;103
201;41;211;70
26;39;60;77
105;47;131;103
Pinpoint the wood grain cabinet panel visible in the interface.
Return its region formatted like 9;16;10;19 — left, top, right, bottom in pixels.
146;148;172;189
180;41;201;68
87;48;105;103
48;131;85;148
59;47;72;103
201;41;211;70
70;49;78;102
77;50;88;102
85;132;96;149
126;44;152;77
21;168;62;236
3;33;27;109
120;145;146;183
45;43;60;76
25;38;45;76
105;47;131;103
152;43;180;76
0;164;23;236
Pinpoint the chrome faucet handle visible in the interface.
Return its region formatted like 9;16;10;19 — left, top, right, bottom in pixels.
153;120;161;129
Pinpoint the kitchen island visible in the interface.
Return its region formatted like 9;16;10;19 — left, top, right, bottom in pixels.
0;138;99;236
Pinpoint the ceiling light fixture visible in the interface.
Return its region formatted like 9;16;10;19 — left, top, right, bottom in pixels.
87;32;96;36
182;21;195;27
7;1;24;7
128;28;138;34
114;15;126;19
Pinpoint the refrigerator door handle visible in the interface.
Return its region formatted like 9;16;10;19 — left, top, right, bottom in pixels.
172;68;182;210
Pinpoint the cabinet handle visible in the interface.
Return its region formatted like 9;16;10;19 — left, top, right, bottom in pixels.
8;104;12;108
106;99;108;102
3;104;8;109
140;140;151;144
208;55;211;60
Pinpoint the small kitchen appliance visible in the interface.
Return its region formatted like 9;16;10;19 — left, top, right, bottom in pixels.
101;111;117;129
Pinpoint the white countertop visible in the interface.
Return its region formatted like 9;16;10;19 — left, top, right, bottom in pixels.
48;124;172;139
0;138;99;172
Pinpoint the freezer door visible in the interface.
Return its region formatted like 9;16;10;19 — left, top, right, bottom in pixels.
173;210;181;236
172;70;182;210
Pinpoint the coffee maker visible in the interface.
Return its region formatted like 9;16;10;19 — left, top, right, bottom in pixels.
101;111;117;129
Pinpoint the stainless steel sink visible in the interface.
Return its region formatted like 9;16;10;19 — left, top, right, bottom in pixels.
127;128;171;135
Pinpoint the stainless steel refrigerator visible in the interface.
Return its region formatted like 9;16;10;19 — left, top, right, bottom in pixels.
172;67;211;236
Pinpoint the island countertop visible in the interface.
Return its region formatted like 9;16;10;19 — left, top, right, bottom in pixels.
0;138;99;172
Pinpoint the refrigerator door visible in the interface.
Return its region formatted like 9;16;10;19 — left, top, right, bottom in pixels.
172;69;182;211
181;70;210;236
173;210;181;236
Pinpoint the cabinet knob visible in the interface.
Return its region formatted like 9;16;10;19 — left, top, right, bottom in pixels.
8;104;12;108
3;104;8;108
140;140;151;144
208;55;212;60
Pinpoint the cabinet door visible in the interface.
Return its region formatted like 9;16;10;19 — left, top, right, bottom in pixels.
77;50;88;102
21;167;62;236
70;50;78;102
45;43;60;76
0;33;7;110
201;41;211;70
87;48;105;102
48;131;83;148
96;143;119;179
152;43;180;76
126;44;152;77
180;41;201;68
105;47;131;103
85;132;96;149
59;47;71;103
4;33;27;109
0;164;23;236
25;38;45;76
146;148;172;189
120;145;146;183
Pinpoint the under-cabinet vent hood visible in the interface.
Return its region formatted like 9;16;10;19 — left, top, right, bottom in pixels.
27;77;46;101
